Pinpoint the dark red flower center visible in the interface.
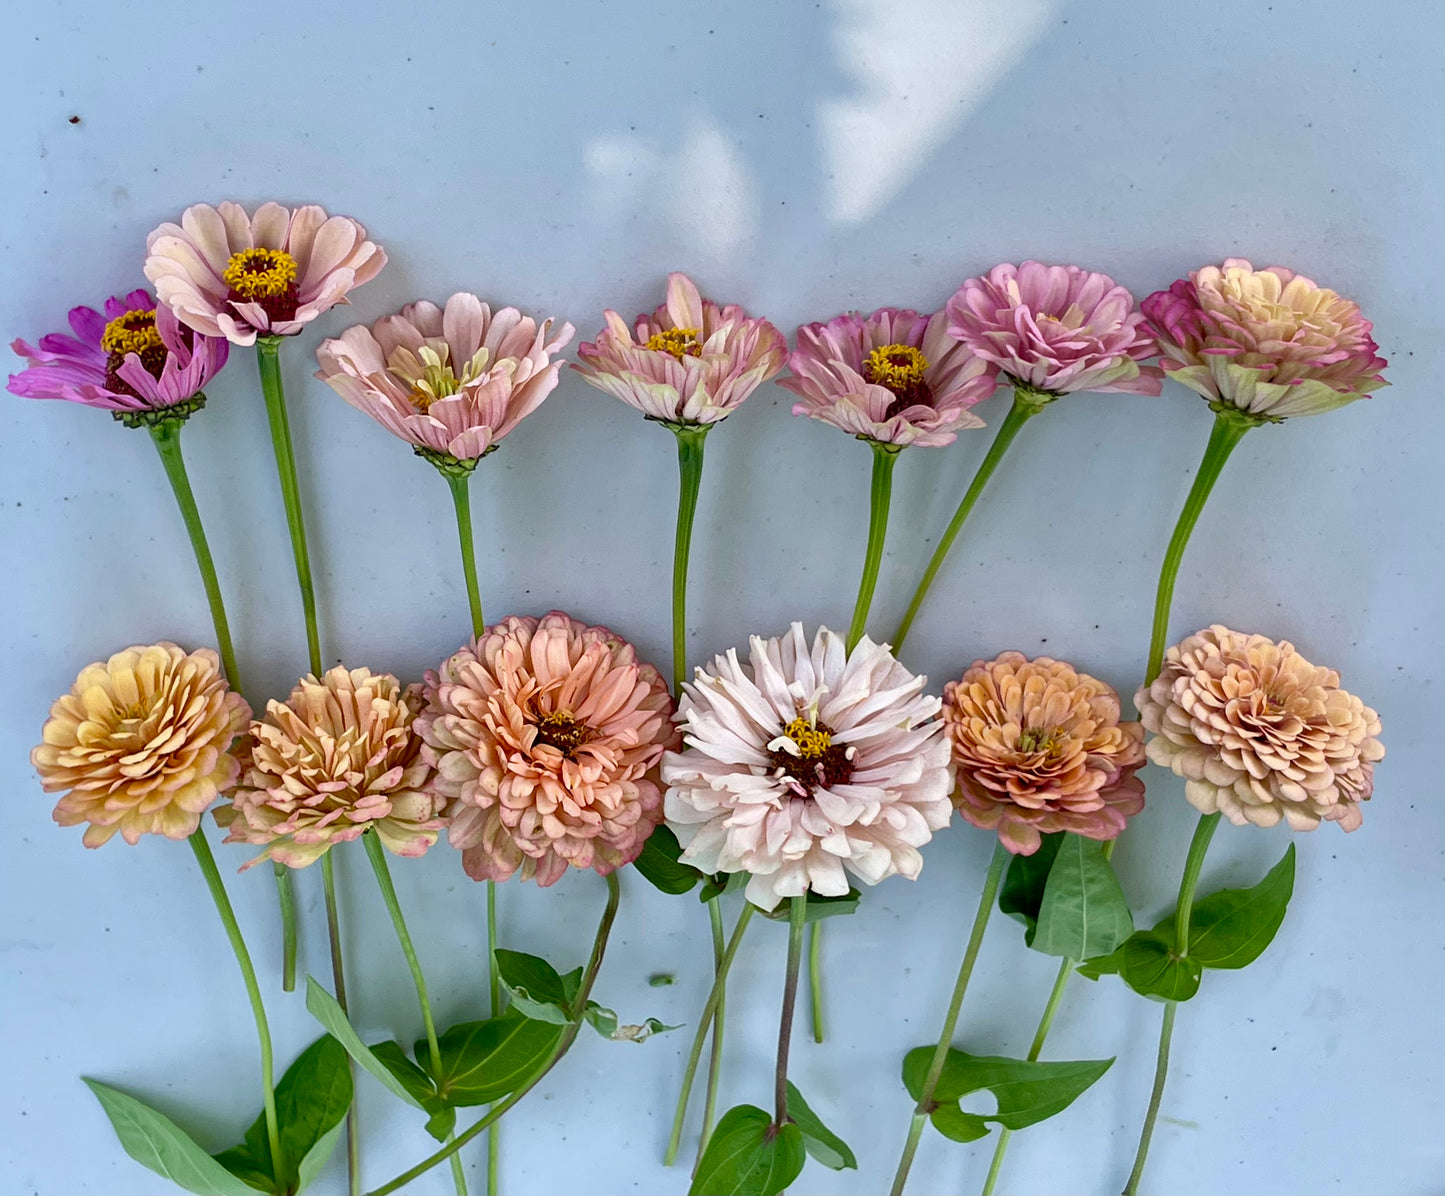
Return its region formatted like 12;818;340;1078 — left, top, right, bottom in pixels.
768;716;854;794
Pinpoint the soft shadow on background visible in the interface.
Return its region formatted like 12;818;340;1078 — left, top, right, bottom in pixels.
2;1;1442;1193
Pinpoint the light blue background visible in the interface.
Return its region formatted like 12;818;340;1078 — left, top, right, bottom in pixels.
2;1;1441;1193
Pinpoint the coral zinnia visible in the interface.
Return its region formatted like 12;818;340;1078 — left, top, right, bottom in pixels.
34;643;250;847
662;624;953;910
1141;259;1387;419
943;652;1146;855
417;611;677;885
315;292;574;465
144;201;386;347
1136;625;1384;831
216;667;443;867
779;307;997;447
8;289;228;418
946;261;1163;396
573;272;786;425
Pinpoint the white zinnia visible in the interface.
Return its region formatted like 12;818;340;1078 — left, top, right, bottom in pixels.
661;624;954;911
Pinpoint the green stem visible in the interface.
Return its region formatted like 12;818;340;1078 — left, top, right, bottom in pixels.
363;831;468;1196
189;830;282;1180
1123;812;1222;1196
893;388;1049;654
1145;407;1255;683
147;421;241;689
321;850;361;1196
485;879;500;1196
774;894;809;1124
890;842;1009;1196
255;337;323;676
845;439;900;651
273;860;297;993
366;873;622;1196
808;919;825;1044
979;956;1074;1196
670;423;711;695
664;903;756;1167
445;472;485;638
694;897;728;1173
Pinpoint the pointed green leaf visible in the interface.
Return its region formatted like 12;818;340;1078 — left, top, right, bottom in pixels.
424;1106;457;1141
1075;941;1124;981
928;1104;990;1142
368;1042;453;1141
295;1118;346;1194
304;976;424;1110
758;887;860;923
698;870;748;903
493;949;574;1024
634;825;704;894
427;1013;564;1107
783;1082;856;1170
83;1079;260;1196
1117;930;1203;1001
998;832;1063;946
582;1003;680;1043
1032;836;1134;961
900;1048;1113;1134
689;1105;806;1196
1156;844;1296;970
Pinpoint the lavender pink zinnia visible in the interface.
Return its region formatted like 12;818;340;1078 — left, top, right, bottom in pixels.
780;308;997;447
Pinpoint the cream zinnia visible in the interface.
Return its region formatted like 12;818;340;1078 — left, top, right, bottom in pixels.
662;624;953;910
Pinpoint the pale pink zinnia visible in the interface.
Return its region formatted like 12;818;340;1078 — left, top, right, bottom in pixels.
1136;626;1384;832
9;289;228;417
946;261;1163;396
1141;258;1388;419
779;308;997;448
942;652;1146;856
315;293;574;464
216;667;444;868
573;272;786;425
144;201;386;347
662;624;953;910
417;611;678;886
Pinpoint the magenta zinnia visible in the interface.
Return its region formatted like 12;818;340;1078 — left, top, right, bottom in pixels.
573;272;786;425
9;289;228;416
418;611;678;885
780;307;997;447
144;201;386;346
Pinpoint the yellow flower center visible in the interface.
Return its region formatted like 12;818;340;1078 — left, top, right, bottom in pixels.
223;248;299;299
101;310;163;357
782;716;832;759
767;714;854;794
387;343;493;413
645;327;703;359
532;709;597;759
862;343;928;391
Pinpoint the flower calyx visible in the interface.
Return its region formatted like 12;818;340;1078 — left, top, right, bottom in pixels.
112;393;208;430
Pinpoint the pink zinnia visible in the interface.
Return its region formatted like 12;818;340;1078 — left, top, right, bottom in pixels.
1141;258;1388;420
946;261;1163;397
316;293;574;465
779;308;997;448
573;272;786;425
144;201;386;347
8;289;228;416
417;611;679;886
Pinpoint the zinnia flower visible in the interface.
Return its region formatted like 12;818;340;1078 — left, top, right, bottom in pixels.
1136;625;1383;832
216;667;443;868
778;307;997;447
946;261;1163;396
943;652;1146;855
144;201;386;347
417;611;678;885
8;289;228;421
1141;258;1387;420
662;623;953;911
315;292;574;466
573;272;786;425
34;643;250;847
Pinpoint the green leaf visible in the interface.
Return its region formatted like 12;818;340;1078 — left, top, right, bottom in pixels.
783;1082;856;1170
1075;942;1123;981
428;1013;564;1107
582;1003;680;1043
900;1048;1113;1135
1116;930;1203;1001
757;887;861;923
698;870;749;903
1032;836;1134;961
304;976;424;1111
493;949;574;1024
83;1079;259;1196
368;1042;453;1142
1158;843;1296;970
633;825;704;894
689;1105;806;1196
998;832;1063;946
295;1120;345;1194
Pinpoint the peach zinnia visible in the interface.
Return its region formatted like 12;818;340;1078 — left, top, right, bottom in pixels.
417;611;678;885
216;666;444;867
1136;625;1384;831
34;643;250;847
943;651;1146;855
